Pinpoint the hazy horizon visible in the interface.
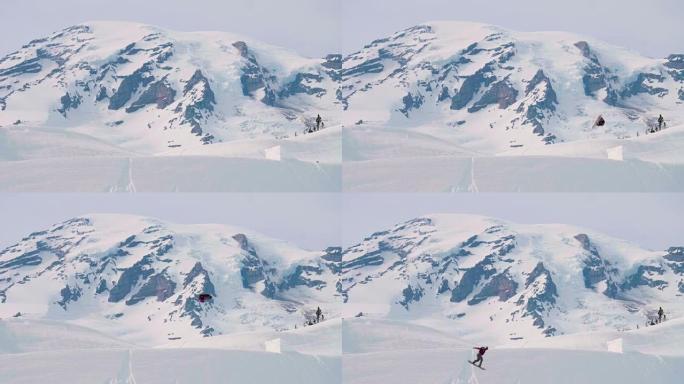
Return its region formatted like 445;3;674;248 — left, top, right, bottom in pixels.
1;194;682;252
1;0;681;58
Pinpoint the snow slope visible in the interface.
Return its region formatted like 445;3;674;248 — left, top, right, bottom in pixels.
0;21;340;191
0;319;340;384
2;214;683;382
337;214;684;344
0;214;342;346
337;21;684;191
3;213;682;347
2;20;683;191
342;317;684;384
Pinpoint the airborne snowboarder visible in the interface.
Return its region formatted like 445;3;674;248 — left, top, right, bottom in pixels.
593;115;606;128
469;346;488;368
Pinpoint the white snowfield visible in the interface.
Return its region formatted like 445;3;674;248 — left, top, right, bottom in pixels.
342;317;684;384
343;124;684;192
1;214;684;382
0;125;341;192
0;318;341;384
1;20;683;191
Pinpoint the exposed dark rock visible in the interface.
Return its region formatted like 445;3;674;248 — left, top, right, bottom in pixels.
450;255;496;302
621;73;668;98
399;284;424;308
468;270;518;305
280;265;327;290
56;284;82;309
664;247;684;262
450;63;496;110
665;54;684;70
0;250;43;270
621;265;668;290
468;78;518;112
108;63;154;110
57;92;82;116
398;91;424;116
0;57;42;77
108;255;154;302
179;70;216;138
126;77;176;112
518;70;558;136
340;57;384;79
322;54;342;70
183;262;216;297
96;86;108;101
279;73;326;97
575;234;619;298
126;270;177;305
322;247;343;262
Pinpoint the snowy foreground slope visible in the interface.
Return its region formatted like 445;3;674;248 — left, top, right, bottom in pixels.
1;21;683;191
343;318;684;384
0;318;341;384
1;214;683;382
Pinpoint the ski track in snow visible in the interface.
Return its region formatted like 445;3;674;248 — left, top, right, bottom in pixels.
468;157;479;193
126;157;136;193
127;349;137;384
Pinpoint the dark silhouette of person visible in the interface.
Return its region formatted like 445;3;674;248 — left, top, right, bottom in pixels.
472;346;488;367
658;307;664;323
316;306;322;323
316;114;322;131
658;115;664;130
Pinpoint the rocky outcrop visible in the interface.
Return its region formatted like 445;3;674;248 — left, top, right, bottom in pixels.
126;269;177;305
398;284;424;309
126;77;176;112
107;255;155;303
399;91;424;116
468;269;518;305
575;234;619;298
468;77;518;112
450;255;497;302
450;63;496;110
57;92;82;116
108;63;154;110
517;69;558;138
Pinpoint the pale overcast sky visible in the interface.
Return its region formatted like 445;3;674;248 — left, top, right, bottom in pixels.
0;0;681;58
0;194;681;251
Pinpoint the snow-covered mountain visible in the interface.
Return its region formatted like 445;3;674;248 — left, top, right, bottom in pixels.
0;214;340;344
0;21;339;153
338;214;683;343
1;213;682;345
341;21;683;152
1;20;681;155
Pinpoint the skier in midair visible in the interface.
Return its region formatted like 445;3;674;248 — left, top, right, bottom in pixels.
471;346;488;368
